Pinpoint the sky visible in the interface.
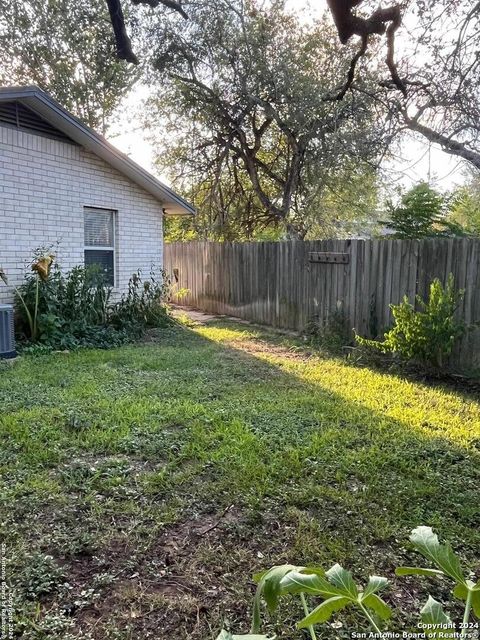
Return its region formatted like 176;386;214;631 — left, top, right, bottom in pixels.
110;0;468;194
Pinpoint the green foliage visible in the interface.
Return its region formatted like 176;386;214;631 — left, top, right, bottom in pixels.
163;164;381;242
248;526;478;639
147;0;387;238
15;264;119;350
111;267;172;334
252;563;390;637
21;554;64;600
397;526;480;625
14;255;172;351
448;177;480;236
0;0;138;132
356;274;465;368
304;309;352;353
384;183;462;239
1;319;479;638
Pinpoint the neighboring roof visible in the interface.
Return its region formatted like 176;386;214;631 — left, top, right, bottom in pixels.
0;86;195;216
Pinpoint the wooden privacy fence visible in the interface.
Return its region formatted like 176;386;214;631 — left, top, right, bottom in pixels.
164;239;480;369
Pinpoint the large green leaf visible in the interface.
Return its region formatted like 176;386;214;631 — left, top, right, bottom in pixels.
420;596;455;638
325;564;358;599
252;565;299;632
362;576;389;598
472;591;480;618
252;565;301;585
396;567;444;578
362;594;392;620
279;570;342;598
453;582;480;618
410;527;465;584
297;596;351;628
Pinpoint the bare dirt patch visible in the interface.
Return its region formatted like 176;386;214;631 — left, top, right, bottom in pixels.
70;507;254;639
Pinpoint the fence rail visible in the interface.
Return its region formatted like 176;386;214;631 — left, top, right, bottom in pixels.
164;239;480;370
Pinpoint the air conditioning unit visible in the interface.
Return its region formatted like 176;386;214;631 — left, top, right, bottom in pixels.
0;304;16;359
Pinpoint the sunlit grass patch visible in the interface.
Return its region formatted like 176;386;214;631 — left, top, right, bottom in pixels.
1;319;479;639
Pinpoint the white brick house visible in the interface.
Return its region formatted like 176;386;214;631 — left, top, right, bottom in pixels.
0;86;194;303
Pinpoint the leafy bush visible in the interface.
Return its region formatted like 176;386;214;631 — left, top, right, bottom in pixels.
383;183;464;238
111;267;172;336
355;274;465;369
15;264;118;350
218;526;479;639
13;251;173;351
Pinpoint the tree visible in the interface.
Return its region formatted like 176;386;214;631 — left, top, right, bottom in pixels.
392;1;480;172
0;0;138;132
162;155;380;241
101;0;480;173
145;1;388;237
301;164;380;239
383;182;466;239
326;0;480;173
448;174;480;236
156;121;279;241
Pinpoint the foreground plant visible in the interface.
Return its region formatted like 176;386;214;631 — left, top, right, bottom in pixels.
244;526;478;640
216;632;273;640
1;249;56;341
396;526;480;639
252;564;390;639
11;248;173;351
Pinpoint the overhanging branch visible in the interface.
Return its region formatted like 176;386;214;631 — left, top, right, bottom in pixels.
403;111;480;170
327;0;406;97
104;0;188;64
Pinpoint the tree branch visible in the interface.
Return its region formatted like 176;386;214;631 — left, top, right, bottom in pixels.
132;0;188;20
402;110;480;170
327;0;406;96
105;0;188;65
105;0;138;64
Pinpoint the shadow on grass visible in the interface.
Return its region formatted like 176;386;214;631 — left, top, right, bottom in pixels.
2;318;479;639
177;320;479;540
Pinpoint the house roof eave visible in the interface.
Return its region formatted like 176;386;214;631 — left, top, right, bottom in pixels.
0;86;195;216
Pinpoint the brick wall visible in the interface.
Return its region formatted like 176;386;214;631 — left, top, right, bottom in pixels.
0;125;164;303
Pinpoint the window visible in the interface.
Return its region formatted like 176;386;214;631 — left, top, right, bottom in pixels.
84;207;116;286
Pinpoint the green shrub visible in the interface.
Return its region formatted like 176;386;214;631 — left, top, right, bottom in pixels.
21;553;64;600
383;183;465;238
15;264;119;350
14;253;173;351
111;267;172;335
355;274;465;369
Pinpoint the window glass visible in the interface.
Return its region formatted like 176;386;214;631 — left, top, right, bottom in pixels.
84;208;115;287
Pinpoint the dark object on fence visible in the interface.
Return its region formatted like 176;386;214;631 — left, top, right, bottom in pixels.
309;251;349;264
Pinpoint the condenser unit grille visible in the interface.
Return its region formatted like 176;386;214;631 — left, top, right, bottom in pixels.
0;304;16;359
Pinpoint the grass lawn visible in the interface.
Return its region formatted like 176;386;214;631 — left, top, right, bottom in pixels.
1;318;479;639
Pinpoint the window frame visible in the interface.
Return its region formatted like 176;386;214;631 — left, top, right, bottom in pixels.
83;206;117;288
